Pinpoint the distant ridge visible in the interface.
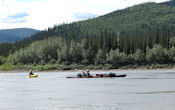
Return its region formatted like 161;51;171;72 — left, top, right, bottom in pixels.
0;28;39;43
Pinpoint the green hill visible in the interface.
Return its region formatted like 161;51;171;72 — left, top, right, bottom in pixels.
23;0;175;43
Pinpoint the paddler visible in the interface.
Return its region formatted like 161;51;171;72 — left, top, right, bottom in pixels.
86;69;91;77
29;69;34;76
82;70;86;77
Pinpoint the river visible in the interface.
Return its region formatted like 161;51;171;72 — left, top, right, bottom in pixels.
0;70;174;110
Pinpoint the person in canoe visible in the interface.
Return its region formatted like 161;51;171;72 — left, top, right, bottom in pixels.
82;71;86;77
29;69;34;76
86;69;91;77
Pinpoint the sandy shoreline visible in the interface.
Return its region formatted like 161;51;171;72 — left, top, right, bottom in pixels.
0;68;175;73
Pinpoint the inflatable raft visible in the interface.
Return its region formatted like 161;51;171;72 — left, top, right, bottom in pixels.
67;73;126;78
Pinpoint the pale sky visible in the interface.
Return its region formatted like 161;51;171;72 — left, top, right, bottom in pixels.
0;0;168;30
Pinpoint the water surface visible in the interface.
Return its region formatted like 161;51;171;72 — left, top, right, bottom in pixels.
0;70;175;110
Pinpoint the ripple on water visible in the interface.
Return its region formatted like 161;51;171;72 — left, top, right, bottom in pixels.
127;77;175;79
55;105;121;110
108;90;175;95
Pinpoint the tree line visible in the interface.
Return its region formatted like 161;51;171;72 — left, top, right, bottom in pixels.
4;25;175;68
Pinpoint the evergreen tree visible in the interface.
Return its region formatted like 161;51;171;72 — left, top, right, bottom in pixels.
84;32;89;50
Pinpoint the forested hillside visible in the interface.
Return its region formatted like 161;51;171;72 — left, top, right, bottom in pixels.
1;0;175;70
24;0;175;41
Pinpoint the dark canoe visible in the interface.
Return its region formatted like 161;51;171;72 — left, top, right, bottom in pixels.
66;74;127;78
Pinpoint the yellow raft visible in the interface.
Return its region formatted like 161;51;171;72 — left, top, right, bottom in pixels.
27;74;38;78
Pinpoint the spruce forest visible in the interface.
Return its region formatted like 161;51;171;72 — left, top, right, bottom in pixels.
0;1;175;70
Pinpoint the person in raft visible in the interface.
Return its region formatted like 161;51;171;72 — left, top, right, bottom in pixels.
29;69;34;76
82;71;86;77
86;69;91;77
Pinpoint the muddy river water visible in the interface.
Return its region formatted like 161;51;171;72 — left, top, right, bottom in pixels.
0;69;174;110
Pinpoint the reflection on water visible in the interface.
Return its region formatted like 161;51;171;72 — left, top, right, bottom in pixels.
0;70;175;110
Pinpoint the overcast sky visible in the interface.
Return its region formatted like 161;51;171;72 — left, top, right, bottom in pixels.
0;0;168;30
